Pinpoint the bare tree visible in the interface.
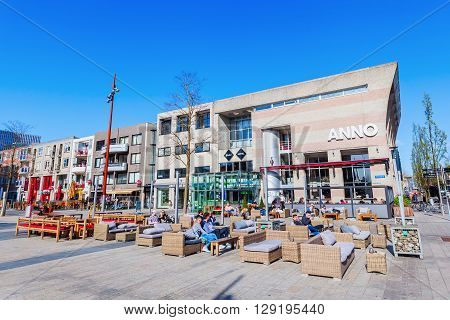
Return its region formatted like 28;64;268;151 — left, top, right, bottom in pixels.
1;121;32;216
166;72;209;214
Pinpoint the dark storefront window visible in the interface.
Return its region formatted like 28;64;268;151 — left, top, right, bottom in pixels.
305;153;330;200
342;149;373;199
219;161;253;172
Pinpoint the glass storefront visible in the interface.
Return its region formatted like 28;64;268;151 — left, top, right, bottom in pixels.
191;171;260;211
305;153;331;201
157;188;170;208
342;149;373;199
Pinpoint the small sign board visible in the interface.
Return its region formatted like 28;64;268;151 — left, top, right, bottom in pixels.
236;148;246;160
375;174;386;179
224;150;233;161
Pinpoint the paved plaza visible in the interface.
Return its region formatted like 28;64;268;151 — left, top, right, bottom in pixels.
0;210;449;300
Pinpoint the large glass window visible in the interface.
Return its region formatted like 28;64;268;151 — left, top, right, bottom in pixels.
157;188;170;208
158;147;171;157
176;115;188;132
175;145;187;155
342;149;373;199
194;166;210;174
195;142;210;153
175;168;186;178
305;153;330;201
131;134;142;145
196;111;210;129
119;136;129;144
128;172;140;183
130;153;141;164
230;116;252;148
116;173;127;184
96;140;105;151
160;118;171;135
219;161;253;172
157;169;170;179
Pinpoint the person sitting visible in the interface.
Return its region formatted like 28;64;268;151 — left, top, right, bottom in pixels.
203;212;228;239
291;214;302;226
224;203;235;216
240;208;249;219
339;199;347;204
192;215;217;253
158;210;168;223
147;210;159;224
302;211;322;236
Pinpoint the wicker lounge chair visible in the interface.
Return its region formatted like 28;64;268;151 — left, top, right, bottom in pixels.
286;225;309;242
136;223;182;247
239;230;290;265
161;232;202;257
179;215;193;229
230;216;257;237
300;232;355;279
337;220;372;249
93;221;137;241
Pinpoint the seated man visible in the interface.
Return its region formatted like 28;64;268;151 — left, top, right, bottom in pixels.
224;203;235;216
302;211;323;236
193;215;217;253
147;210;159;224
203;212;228;239
291;214;302;226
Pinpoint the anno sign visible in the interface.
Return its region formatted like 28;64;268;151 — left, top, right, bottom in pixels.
328;123;378;141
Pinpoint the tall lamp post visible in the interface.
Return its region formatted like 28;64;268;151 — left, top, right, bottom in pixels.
101;74;119;212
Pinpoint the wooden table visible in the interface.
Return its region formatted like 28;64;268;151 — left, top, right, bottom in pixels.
210;236;239;257
116;231;136;242
358;212;378;221
323;212;340;220
366;251;387;274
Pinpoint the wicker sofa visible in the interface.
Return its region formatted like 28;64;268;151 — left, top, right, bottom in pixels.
300;232;355;279
136;223;182;247
337;220;372;249
230;216;256;237
240;230;290;265
93;221;137;241
286;225;309;242
179;215;193;229
162;231;202;257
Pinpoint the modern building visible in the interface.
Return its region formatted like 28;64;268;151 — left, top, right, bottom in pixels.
154;62;401;218
28;137;77;202
91;122;156;209
69;136;95;201
0;130;41;151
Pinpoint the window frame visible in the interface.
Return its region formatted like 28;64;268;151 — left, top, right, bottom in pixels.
194;142;210;153
157;169;170;179
175;145;188;155
196;110;210;129
158;147;171;157
160;118;172;135
131;134;142;145
128;172;140;184
130;153;141;164
176;115;188;132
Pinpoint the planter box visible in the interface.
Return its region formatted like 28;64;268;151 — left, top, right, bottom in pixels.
391;226;423;259
394;217;415;225
393;206;414;217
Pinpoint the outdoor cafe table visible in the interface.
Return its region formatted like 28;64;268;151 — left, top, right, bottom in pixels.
323;212;340;220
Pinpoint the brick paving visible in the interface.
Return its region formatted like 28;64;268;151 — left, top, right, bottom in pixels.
0;210;449;300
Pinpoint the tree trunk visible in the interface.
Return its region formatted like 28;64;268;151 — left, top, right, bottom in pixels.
1;145;16;216
183;129;191;215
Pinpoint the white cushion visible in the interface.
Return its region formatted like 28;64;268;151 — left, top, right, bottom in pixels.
333;242;355;262
359;207;369;213
320;230;336;246
352;230;371;240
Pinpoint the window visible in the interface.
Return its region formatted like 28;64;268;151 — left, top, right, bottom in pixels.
35;161;41;171
110;138;117;145
94;157;102;168
38;147;43;156
157;169;170;179
175;168;186;178
131;153;141;164
63;158;69;168
131;134;142;145
93;175;103;186
160;118;172;135
158;147;171;157
119;136;129;144
64;143;71;153
196;111;210;129
219;161;253;172
128;172;140;183
175;145;187;155
194;166;210;174
116;173;127;184
44;161;50;169
157;188;170;208
106;173;114;185
176;115;188;132
342;149;373;199
96;140;105;151
195;142;210;153
230;116;252;148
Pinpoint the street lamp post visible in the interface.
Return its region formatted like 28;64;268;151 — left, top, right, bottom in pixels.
101;74;119;212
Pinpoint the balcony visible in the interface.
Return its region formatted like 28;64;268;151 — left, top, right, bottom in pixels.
19;167;29;175
280;141;292;151
101;162;127;172
19;155;28;161
75;149;89;157
101;143;129;154
72;165;87;174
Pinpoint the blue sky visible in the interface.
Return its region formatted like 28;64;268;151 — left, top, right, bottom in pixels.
1;0;449;173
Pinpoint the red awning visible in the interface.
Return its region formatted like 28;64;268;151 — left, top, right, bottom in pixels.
259;158;389;172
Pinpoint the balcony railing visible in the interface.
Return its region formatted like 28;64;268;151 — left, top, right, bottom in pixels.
100;162;128;172
101;143;129;154
280;141;292;151
72;165;87;174
75;149;88;157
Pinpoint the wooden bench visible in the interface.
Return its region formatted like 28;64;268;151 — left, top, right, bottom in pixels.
15;217;73;242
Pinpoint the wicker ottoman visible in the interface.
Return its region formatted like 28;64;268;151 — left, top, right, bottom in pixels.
371;234;387;249
116;231;136;242
366;251;387;274
282;241;301;263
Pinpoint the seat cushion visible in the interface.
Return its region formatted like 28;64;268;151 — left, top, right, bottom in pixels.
101;221;116;229
118;223;137;230
244;239;282;253
154;223;172;232
139;233;162;239
184;228;198;240
348;225;361;234
353;230;371;240
320;230;336;246
234;220;247;230
245;220;255;228
109;228;126;234
234;227;256;234
333;242;355;262
143;228;163;235
185;238;202;245
341;224;354;234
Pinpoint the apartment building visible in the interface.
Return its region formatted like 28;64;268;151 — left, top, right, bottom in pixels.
69;136;95;201
91;122;156;209
28;137;77;202
154;62;401;218
0;146;32;202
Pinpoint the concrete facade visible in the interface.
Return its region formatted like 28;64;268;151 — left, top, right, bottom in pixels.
155;62;401;210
